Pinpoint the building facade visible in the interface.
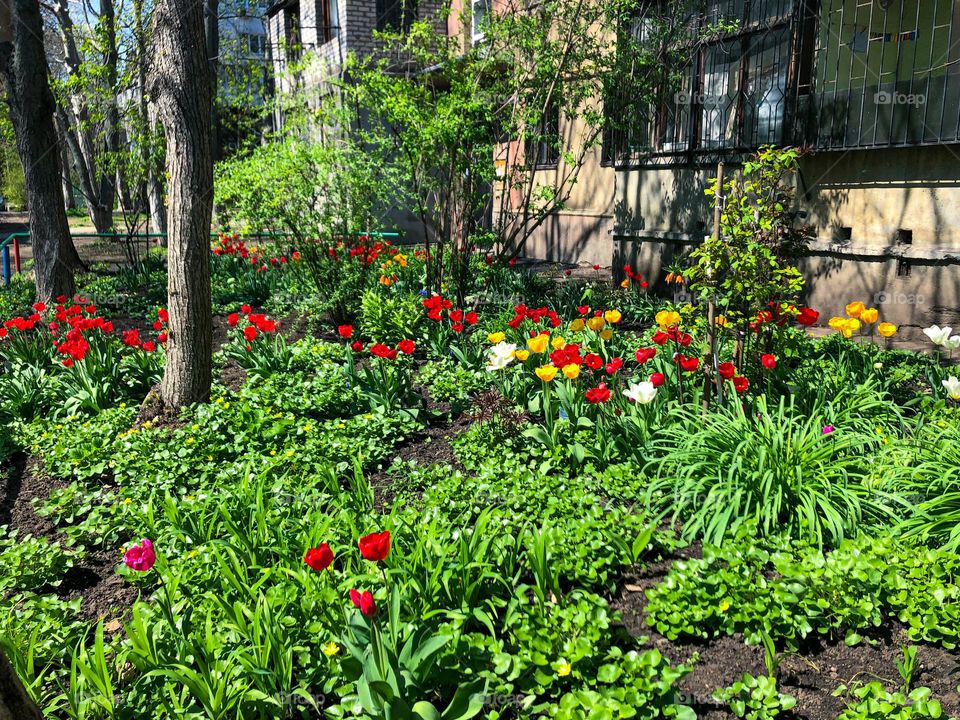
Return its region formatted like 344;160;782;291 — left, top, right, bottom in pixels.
526;0;960;336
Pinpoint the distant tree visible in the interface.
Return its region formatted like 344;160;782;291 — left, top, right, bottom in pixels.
0;0;81;301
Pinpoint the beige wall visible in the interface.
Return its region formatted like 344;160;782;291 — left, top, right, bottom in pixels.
608;144;960;337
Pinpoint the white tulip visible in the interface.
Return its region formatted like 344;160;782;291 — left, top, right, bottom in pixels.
624;381;657;404
923;325;954;347
943;376;960;401
946;336;960;351
485;342;518;372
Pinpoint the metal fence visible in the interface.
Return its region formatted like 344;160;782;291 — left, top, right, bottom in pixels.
604;0;960;166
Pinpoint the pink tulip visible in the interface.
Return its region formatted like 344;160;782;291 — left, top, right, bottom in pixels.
123;538;156;572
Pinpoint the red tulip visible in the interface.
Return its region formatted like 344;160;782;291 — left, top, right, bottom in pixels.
585;353;603;370
349;589;377;617
465;311;478;325
585;382;612;404
351;340;363;352
733;376;749;393
228;313;240;327
650;372;665;387
397;339;416;354
718;361;736;380
304;543;334;571
605;357;623;375
652;330;669;346
678;356;700;372
797;307;819;326
338;325;353;339
358;530;390;562
635;347;656;364
761;354;777;370
243;326;258;342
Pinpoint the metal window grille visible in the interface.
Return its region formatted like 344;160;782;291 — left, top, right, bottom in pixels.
604;0;960;166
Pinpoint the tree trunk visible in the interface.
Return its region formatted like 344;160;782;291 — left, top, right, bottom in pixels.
0;648;42;720
50;0;120;236
134;0;167;238
149;0;213;407
0;0;77;301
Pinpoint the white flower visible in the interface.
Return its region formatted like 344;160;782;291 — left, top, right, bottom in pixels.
485;341;518;372
946;336;960;351
873;362;884;370
943;376;960;401
624;381;657;404
923;325;954;347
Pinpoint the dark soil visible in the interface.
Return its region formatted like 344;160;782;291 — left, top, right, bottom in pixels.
613;550;960;719
1;453;138;623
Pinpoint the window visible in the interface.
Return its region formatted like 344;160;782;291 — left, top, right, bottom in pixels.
376;0;417;32
284;3;302;61
525;100;561;168
604;0;801;165
319;0;339;43
245;33;267;55
472;0;490;41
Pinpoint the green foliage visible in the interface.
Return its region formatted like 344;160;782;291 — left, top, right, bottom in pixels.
835;684;950;720
687;147;812;329
713;673;797;720
360;288;424;344
645;534;960;651
645;394;903;546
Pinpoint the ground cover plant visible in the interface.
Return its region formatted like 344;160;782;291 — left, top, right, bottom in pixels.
1;216;960;718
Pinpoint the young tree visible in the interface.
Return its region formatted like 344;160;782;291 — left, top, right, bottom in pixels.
149;0;214;407
0;0;81;301
349;0;699;300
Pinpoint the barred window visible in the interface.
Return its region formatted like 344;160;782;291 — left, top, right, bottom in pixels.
525;100;561;168
376;0;418;32
605;0;960;164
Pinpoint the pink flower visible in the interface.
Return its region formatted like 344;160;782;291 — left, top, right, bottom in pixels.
822;425;835;435
123;539;156;572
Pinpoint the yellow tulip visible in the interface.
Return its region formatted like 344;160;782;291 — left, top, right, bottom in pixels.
878;321;897;338
562;363;580;379
514;349;530;361
587;317;606;332
551;336;566;350
716;315;727;327
527;334;549;354
845;301;865;318
604;309;622;324
488;332;505;344
535;365;558;382
859;307;879;324
620;279;629;288
569;318;585;332
828;316;846;331
600;328;613;341
655;310;680;329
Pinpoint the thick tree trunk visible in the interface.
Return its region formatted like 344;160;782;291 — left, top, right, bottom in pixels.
0;0;76;301
149;0;213;407
0;648;42;720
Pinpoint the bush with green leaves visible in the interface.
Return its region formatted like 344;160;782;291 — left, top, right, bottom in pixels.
835;684;951;720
